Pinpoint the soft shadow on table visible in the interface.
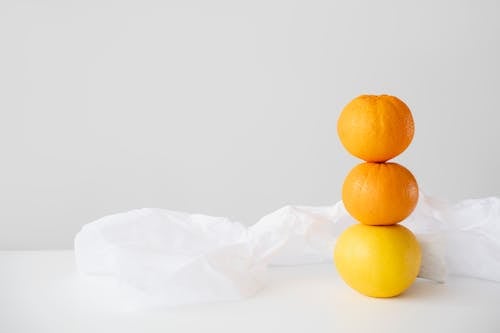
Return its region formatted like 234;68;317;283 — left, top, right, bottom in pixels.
397;278;446;299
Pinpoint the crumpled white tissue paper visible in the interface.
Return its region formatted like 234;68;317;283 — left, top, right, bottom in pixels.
75;193;500;307
403;195;500;282
75;209;264;307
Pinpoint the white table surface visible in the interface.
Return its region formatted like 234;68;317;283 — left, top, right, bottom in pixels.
1;251;499;333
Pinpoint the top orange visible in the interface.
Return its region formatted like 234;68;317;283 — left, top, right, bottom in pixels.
337;95;414;162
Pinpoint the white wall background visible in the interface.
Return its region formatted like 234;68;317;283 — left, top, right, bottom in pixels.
1;0;499;249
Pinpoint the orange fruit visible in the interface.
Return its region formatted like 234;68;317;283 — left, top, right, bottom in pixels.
334;224;421;298
342;162;418;225
337;94;414;162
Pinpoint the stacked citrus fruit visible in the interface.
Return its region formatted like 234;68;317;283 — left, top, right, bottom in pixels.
334;95;422;298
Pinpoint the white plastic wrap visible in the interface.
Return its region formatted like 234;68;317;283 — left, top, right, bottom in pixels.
75;193;500;307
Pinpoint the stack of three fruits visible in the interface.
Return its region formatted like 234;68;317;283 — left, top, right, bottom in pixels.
334;95;422;298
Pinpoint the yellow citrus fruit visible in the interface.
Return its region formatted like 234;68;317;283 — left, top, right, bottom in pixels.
342;162;418;225
337;94;414;162
334;224;421;298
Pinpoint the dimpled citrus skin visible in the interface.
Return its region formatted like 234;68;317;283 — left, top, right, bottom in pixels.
342;162;418;225
337;95;414;162
334;224;421;298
